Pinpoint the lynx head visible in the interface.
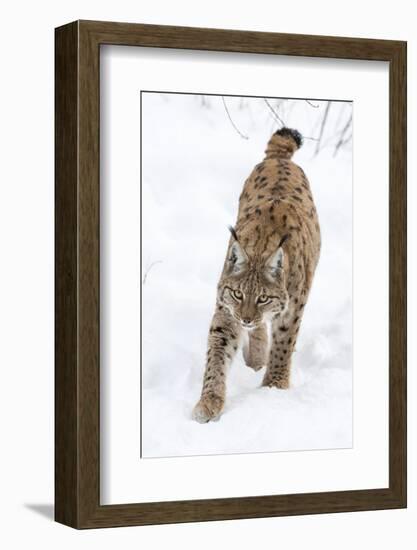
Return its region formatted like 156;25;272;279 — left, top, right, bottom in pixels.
219;227;289;329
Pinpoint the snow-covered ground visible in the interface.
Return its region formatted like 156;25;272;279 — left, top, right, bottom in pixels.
141;93;352;458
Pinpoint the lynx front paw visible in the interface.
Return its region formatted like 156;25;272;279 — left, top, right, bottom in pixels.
262;376;290;389
242;344;267;372
245;360;265;372
192;393;224;423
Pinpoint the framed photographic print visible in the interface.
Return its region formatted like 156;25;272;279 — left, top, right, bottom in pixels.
55;20;407;528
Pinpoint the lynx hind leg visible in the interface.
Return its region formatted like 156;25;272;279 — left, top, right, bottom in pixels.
242;323;268;371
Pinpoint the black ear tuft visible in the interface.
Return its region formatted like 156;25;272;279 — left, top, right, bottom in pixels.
228;225;239;241
278;233;290;248
274;127;303;148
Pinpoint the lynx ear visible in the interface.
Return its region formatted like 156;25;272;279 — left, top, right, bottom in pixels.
227;226;248;274
265;234;288;279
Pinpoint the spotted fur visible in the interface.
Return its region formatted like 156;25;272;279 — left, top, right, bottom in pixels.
192;128;321;423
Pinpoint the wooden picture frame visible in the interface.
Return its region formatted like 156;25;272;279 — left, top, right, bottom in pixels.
55;20;407;529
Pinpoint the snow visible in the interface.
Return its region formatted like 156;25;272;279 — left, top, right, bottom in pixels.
141;93;352;458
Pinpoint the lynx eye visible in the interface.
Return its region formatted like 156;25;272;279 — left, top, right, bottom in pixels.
232;289;243;300
257;294;270;304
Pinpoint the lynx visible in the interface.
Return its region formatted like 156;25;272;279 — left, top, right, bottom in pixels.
192;127;321;423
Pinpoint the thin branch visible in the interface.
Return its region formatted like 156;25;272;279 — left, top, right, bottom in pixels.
334;102;348;133
142;260;163;285
264;98;286;127
315;101;331;155
305;99;319;108
221;96;249;139
339;132;353;150
333;113;352;156
318;104;349;150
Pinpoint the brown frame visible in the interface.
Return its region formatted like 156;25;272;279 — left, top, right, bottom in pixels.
55;20;407;529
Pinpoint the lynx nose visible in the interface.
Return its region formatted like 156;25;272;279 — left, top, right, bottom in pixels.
242;318;252;326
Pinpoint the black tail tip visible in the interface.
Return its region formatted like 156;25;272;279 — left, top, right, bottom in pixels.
274;127;303;148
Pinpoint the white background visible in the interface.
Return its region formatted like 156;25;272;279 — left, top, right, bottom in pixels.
0;1;414;548
101;50;388;503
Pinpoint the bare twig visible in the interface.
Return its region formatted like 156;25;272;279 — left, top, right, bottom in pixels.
315;101;331;155
264;98;286;127
305;99;319;108
333;113;352;156
221;96;249;139
334;102;348;133
319;104;348;150
338;132;352;150
142;260;163;285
